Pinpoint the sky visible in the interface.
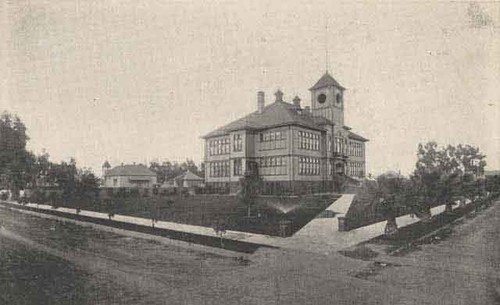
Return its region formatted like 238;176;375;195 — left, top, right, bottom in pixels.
1;0;499;176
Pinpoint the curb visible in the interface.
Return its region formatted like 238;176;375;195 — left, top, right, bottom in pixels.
388;198;498;256
0;201;276;254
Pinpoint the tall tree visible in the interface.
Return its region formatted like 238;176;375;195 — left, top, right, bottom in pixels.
238;172;263;217
0;112;33;195
413;142;486;212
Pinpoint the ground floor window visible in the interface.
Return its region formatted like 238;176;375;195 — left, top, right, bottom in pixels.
257;156;287;176
233;158;242;176
347;162;365;177
208;161;230;177
299;157;320;176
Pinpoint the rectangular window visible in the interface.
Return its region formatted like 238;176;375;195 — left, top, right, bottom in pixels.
298;157;320;176
258;156;287;176
209;137;231;156
298;130;320;151
259;129;287;151
209;161;231;177
233;134;242;152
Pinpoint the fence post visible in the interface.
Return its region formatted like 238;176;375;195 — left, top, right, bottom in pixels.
338;216;348;232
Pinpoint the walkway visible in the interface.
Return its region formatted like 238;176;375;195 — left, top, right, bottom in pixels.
1;196;452;255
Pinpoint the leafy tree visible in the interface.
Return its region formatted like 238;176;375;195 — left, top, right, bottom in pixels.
149;159;204;184
0;112;34;196
376;173;409;234
77;169;100;200
238;172;263;217
413;142;486;213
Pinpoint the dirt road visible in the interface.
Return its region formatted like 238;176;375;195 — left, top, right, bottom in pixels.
1;202;498;304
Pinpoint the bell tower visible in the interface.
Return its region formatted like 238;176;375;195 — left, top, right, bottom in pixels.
309;72;345;127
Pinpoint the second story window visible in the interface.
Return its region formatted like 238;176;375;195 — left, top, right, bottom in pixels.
233;134;242;152
299;131;320;151
209;137;230;156
259;130;287;150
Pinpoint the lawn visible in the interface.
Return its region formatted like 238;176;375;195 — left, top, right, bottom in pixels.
54;193;340;237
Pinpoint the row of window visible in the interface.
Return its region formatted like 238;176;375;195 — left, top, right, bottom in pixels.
260;130;286;142
259;130;287;151
349;141;363;157
210;133;362;157
209;158;363;178
333;136;347;155
298;131;320;151
347;162;365;177
210;157;288;177
208;137;231;156
208;161;231;177
257;156;288;176
299;157;321;176
257;156;288;167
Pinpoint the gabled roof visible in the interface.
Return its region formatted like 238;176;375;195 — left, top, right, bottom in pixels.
309;72;345;91
202;101;333;138
171;170;204;181
348;131;369;142
106;164;156;177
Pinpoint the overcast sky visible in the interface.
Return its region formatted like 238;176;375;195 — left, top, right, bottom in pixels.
1;0;499;176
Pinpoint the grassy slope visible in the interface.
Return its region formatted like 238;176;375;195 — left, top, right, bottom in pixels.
53;194;339;236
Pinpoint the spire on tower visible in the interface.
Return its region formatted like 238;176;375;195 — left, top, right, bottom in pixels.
325;18;329;73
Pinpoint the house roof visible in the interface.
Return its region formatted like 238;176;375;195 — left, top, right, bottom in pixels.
202;100;333;138
105;164;156;177
309;72;345;91
172;170;204;182
348;131;369;142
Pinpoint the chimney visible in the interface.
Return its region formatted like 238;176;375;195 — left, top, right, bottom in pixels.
274;89;283;102
293;96;301;108
257;91;265;113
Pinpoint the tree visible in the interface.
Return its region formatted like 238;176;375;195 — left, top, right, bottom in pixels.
376;173;409;234
413;142;487;213
47;159;78;205
238;172;263;217
149;159;204;184
75;168;100;211
0;112;33;196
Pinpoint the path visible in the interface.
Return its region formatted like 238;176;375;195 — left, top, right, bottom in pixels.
358;200;500;305
1;195;452;255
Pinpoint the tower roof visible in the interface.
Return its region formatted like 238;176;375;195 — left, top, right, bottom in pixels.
309;72;345;90
102;160;111;168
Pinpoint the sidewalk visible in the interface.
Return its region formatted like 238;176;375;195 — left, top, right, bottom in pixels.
1;196;452;255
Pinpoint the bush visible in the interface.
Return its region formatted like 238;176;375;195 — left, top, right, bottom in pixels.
0;192;8;201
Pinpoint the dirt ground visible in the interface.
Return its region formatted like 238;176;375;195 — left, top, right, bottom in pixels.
0;201;498;304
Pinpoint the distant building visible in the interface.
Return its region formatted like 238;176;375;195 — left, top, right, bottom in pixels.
163;170;204;189
202;72;368;194
101;162;157;188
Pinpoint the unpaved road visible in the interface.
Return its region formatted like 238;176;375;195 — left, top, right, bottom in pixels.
363;201;500;305
0;202;498;304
